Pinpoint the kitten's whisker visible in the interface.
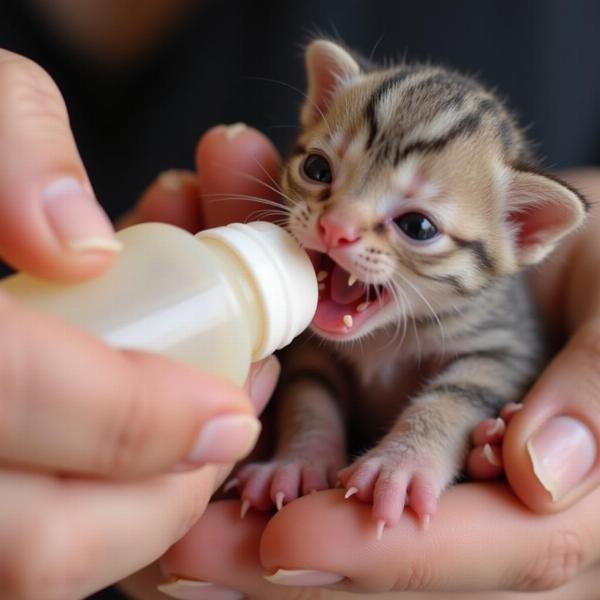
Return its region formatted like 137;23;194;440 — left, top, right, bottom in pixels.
202;193;293;214
205;161;301;208
245;76;334;138
383;281;408;350
395;270;446;356
391;281;412;349
248;154;286;198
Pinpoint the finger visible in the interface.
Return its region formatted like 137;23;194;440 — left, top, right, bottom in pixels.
195;123;282;228
159;500;271;600
257;485;600;594
0;467;220;600
0;50;120;281
0;291;260;476
161;484;600;596
246;356;281;415
117;169;204;232
504;320;600;513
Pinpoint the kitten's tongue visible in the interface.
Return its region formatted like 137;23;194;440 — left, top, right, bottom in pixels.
330;263;365;304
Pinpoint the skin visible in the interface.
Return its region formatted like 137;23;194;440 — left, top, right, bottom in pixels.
152;143;600;599
0;49;281;600
3;5;600;597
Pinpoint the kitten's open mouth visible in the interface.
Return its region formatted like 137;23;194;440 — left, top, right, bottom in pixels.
309;252;391;337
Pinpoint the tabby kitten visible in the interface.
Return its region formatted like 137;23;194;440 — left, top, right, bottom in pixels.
234;40;588;536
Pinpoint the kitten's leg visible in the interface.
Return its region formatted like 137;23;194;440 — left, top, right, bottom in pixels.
338;352;534;532
236;377;346;512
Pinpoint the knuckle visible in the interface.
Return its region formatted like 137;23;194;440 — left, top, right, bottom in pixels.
569;323;600;405
515;529;584;591
398;561;435;591
572;322;600;370
0;53;68;126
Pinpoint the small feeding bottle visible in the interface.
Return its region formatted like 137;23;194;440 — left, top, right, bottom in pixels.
1;222;318;386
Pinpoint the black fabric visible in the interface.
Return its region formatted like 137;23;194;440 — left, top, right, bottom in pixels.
2;0;600;222
0;1;599;597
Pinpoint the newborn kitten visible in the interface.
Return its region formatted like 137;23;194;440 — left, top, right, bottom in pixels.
234;40;588;535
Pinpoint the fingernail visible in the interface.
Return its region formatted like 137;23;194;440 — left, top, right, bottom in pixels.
158;169;184;192
187;414;261;464
224;122;248;141
43;176;121;253
264;568;344;587
527;416;597;502
249;355;281;413
157;578;243;600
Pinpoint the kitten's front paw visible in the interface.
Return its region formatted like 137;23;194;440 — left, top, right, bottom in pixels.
337;447;448;535
232;452;344;516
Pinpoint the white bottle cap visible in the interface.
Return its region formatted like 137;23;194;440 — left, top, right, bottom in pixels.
196;222;317;360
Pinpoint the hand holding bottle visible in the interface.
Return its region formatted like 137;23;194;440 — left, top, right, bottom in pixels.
0;48;281;600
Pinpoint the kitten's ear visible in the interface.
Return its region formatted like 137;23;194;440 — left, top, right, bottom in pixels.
506;168;588;267
301;40;361;127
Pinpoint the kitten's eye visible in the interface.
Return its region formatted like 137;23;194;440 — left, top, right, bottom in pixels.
302;153;332;184
394;212;438;241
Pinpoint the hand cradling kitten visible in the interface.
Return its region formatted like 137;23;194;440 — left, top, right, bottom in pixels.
229;40;588;538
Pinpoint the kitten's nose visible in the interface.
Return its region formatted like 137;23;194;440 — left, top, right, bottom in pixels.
318;213;360;249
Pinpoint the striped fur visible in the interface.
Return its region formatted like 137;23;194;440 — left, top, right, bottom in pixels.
238;40;588;525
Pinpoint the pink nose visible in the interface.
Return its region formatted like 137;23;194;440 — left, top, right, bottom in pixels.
318;213;360;249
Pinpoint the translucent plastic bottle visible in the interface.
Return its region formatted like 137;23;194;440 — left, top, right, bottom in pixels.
1;222;318;386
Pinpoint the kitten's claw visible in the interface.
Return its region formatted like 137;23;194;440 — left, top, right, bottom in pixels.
422;514;431;531
223;477;239;493
344;486;358;499
483;443;501;467
338;453;444;529
235;453;345;513
487;417;506;437
240;499;251;519
275;491;285;511
376;519;386;541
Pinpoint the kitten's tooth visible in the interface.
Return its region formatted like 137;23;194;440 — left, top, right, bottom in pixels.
347;273;358;286
483;443;502;467
343;314;353;328
344;486;358;499
240;499;251;519
318;283;326;291
275;491;285;511
376;520;386;541
317;270;329;282
356;301;370;313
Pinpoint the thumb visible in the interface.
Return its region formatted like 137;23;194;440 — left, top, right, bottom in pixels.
0;50;119;281
504;319;600;513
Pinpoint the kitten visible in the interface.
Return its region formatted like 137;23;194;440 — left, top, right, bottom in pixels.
233;40;588;535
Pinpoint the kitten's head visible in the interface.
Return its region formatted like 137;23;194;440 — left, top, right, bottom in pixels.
283;40;588;342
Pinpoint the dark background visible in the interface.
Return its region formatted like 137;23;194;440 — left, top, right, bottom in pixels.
2;0;600;223
1;1;599;597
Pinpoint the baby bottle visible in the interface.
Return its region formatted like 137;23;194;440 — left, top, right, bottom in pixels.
1;222;318;386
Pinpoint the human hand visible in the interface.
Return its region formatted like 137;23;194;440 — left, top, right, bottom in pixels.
0;50;280;600
156;132;600;599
